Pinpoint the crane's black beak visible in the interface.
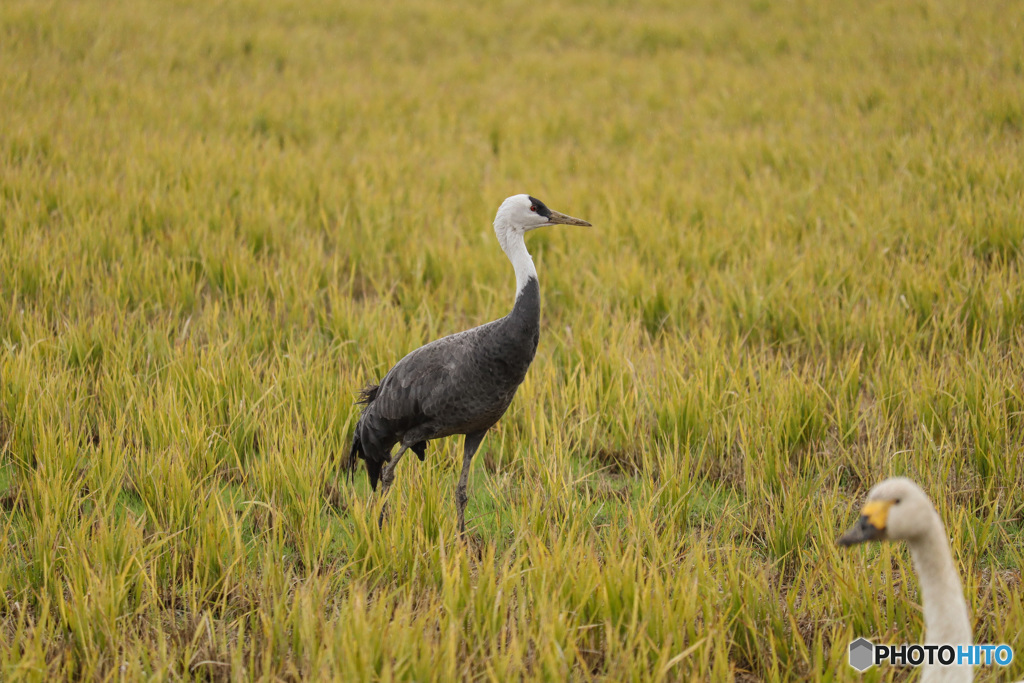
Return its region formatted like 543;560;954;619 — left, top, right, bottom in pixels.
544;210;591;227
837;501;891;546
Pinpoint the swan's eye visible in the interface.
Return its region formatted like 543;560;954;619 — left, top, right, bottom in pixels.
530;205;537;212
894;498;901;504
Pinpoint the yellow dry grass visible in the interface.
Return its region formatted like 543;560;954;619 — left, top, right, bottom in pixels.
1;0;1023;680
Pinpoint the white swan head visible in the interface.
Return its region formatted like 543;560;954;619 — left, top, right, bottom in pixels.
838;477;938;545
838;476;976;676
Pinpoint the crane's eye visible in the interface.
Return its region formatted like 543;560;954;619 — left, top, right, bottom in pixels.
530;205;537;212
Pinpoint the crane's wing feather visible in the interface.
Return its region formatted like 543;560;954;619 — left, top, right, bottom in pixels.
372;327;484;426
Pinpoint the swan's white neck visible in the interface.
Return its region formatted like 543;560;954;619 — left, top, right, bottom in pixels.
496;225;537;300
909;511;973;682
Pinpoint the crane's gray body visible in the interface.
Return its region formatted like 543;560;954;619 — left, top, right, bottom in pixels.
350;277;540;489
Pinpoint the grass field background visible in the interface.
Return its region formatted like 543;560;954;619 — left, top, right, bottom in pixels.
2;0;1024;679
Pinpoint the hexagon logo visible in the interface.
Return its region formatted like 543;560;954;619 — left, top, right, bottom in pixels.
849;638;875;672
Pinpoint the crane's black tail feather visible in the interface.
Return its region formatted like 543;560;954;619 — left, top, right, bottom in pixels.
365;459;382;491
348;383;381;488
347;428;383;491
412;441;427;461
347;433;361;484
356;384;379;405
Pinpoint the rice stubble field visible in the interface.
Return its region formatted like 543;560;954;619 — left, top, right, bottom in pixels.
1;0;1023;680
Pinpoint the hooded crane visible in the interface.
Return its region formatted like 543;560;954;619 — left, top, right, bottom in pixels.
348;194;590;535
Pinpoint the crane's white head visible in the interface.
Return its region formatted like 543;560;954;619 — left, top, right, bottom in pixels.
838;477;938;546
493;194;591;243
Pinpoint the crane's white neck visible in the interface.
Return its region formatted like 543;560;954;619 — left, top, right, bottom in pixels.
909;511;973;682
496;227;537;300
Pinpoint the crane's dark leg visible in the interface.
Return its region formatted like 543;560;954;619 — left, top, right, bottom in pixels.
378;444;409;529
455;432;486;537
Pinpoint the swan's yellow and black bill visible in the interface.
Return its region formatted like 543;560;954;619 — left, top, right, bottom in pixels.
838;500;892;546
544;210;591;227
